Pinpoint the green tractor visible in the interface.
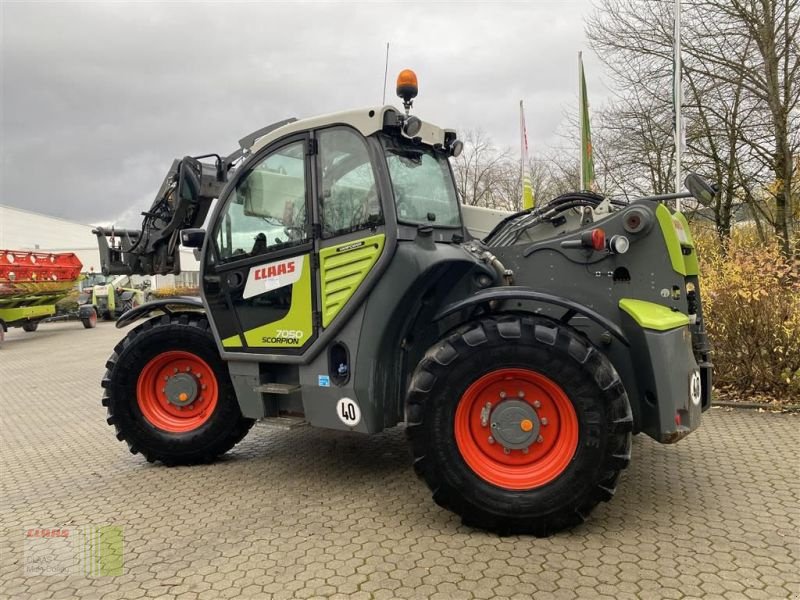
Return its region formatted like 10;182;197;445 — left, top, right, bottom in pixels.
80;271;151;320
95;73;712;535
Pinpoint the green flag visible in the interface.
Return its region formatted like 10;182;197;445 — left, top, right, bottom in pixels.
579;52;596;192
519;100;535;209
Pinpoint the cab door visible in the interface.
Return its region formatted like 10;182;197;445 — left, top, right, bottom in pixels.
203;135;317;355
313;127;387;329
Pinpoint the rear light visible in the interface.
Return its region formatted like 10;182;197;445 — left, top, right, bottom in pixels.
562;228;608;251
587;228;606;251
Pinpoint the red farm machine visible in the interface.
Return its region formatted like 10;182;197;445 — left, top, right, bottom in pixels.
0;249;98;347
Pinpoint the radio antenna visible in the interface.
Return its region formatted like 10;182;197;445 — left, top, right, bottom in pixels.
382;42;390;104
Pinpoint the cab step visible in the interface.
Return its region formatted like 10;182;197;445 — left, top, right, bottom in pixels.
254;383;302;395
259;416;308;430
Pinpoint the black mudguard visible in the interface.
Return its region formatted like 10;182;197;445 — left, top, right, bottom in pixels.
116;297;204;329
434;287;629;346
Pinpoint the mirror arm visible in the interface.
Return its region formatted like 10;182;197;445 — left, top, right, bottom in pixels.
633;191;693;203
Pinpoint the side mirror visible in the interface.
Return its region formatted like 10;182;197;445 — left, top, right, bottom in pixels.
684;173;717;204
181;228;206;249
177;157;203;202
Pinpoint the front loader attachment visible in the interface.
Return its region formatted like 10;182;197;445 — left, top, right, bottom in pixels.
93;157;226;276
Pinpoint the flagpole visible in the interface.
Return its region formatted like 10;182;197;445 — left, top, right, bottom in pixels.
578;51;585;191
520;100;525;202
674;0;683;210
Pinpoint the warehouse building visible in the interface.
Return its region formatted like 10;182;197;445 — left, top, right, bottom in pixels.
0;205;200;289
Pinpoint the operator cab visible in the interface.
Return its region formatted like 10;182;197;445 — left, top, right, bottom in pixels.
200;70;468;357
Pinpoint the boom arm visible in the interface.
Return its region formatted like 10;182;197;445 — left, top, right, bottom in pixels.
92;117;302;277
93;157;227;276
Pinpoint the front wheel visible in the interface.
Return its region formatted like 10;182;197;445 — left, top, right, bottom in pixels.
406;315;633;536
22;321;39;332
101;313;254;465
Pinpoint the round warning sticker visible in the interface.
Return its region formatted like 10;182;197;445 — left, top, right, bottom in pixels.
336;398;361;427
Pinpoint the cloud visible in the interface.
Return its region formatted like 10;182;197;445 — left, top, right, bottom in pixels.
1;1;610;225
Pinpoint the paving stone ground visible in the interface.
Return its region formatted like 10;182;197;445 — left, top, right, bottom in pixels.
1;321;798;600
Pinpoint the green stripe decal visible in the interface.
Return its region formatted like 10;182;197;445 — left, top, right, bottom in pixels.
619;298;689;331
655;204;699;276
319;234;385;327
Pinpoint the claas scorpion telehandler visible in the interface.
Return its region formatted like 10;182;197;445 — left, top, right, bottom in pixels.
94;71;712;535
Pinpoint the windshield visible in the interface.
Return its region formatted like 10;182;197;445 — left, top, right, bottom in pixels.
382;138;461;227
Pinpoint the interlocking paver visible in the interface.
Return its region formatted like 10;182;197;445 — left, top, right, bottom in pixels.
1;321;799;599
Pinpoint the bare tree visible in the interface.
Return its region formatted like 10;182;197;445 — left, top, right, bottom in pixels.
587;0;799;250
451;130;511;208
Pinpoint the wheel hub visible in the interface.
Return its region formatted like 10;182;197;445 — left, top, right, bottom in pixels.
454;368;579;490
164;373;199;407
489;399;540;450
136;350;218;433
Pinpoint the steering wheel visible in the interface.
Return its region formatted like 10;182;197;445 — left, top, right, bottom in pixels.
284;226;306;240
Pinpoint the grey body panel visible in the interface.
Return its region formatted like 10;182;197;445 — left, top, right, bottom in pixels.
232;240;490;431
621;317;701;442
486;201;706;440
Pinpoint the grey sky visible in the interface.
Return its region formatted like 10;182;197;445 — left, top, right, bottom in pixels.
1;1;611;227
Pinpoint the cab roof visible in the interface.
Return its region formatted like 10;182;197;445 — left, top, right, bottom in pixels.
247;105;452;154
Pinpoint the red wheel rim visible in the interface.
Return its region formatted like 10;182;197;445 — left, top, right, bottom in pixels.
454;368;579;490
136;351;218;433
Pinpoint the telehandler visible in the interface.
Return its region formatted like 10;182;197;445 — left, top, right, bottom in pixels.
96;71;712;535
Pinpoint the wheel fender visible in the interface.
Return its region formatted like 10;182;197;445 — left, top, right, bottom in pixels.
434;286;629;346
116;297;204;329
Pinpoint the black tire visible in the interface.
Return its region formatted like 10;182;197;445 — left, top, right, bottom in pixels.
406;315;632;536
0;326;4;348
22;321;39;332
81;311;97;329
101;313;255;465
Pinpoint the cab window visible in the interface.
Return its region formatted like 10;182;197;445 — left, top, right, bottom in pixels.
318;128;383;238
382;137;461;228
215;141;308;263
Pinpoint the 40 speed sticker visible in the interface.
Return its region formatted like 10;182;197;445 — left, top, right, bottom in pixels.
336;398;361;427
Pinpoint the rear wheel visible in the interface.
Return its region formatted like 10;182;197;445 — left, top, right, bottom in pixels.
406;315;632;536
22;321;39;332
101;313;254;465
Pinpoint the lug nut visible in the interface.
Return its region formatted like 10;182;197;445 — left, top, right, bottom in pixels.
499;391;507;399
533;400;541;409
503;447;510;455
173;368;178;373
518;390;525;398
201;385;207;390
541;418;549;426
162;388;166;393
186;367;191;372
522;447;529;454
487;436;495;444
480;402;492;427
537;435;544;443
164;376;169;382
